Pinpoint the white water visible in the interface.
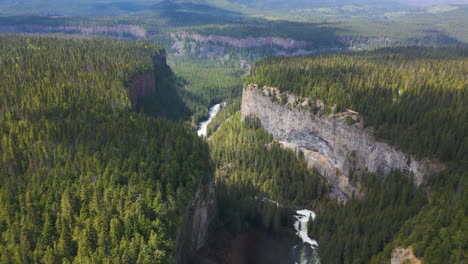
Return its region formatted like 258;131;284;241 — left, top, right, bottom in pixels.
197;103;222;137
294;209;318;247
293;209;320;264
197;103;320;263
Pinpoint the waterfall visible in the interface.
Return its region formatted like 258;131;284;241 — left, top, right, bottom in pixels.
292;209;320;264
197;103;222;137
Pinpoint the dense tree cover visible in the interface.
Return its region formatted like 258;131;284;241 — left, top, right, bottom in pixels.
208;112;328;232
0;35;213;263
208;109;466;263
242;46;467;263
167;56;243;128
206;99;240;136
308;165;467;264
245;47;468;161
136;65;193;121
372;165;467;264
309;171;427;264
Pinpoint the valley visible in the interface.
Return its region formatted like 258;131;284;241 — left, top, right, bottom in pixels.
0;1;466;264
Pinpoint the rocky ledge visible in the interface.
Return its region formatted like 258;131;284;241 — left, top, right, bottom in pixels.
241;85;444;199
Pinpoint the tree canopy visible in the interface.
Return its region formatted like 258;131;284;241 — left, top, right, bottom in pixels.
0;35;213;263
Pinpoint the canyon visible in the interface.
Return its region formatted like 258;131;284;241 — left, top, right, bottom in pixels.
174;181;216;264
128;51;167;106
241;85;444;199
127;52;216;264
0;24;148;38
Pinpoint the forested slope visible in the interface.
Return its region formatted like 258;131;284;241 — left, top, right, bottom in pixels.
243;47;467;263
0;35;212;263
199;109;329;264
245;47;468;162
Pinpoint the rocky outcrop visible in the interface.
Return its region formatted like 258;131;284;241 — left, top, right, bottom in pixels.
241;85;443;199
391;247;422;264
0;24;148;38
129;72;156;106
174;181;216;264
171;31;309;49
169;31;399;60
154;51;167;67
128;51;167;106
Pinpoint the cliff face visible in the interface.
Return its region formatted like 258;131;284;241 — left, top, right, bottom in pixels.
129;71;156;106
171;31;309;49
241;85;443;199
391;247;422;264
0;24;148;37
128;51;167;107
174;181;216;264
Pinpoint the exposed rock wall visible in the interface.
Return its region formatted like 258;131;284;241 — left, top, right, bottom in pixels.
241;85;442;199
129;71;156;106
128;51;167;106
391;247;422;264
0;24;148;37
171;31;309;49
154;51;167;67
174;181;216;264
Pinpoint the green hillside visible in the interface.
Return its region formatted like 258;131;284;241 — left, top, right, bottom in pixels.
245;47;468;161
0;1;466;264
0;35;212;263
241;47;467;263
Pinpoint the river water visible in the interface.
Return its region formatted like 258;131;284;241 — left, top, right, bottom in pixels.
197;103;222;137
197;104;320;263
292;209;320;264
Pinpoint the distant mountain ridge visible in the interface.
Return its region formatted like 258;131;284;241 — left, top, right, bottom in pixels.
393;0;468;6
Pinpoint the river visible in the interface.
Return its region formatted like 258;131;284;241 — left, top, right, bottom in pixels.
197;104;320;263
292;209;320;264
197;103;222;137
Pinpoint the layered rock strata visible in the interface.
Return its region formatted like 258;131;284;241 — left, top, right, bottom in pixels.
241;85;442;198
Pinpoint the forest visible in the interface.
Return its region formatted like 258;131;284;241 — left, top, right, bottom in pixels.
236;46;467;263
245;47;468;162
195;110;329;263
0;1;466;262
203;106;466;263
0;35;213;263
165;55;243;128
309;171;427;263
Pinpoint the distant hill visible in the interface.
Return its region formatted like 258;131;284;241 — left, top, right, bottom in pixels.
393;0;468;6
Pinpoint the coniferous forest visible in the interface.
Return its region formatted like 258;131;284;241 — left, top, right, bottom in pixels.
245;47;468;162
240;47;467;264
0;35;212;263
0;1;467;263
209;113;328;231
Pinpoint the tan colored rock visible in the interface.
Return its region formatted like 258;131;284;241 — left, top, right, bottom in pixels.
391;246;422;264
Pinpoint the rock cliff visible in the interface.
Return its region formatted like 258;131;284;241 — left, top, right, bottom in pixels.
0;24;148;37
171;31;309;49
174;181;216;264
129;71;156;106
391;247;422;264
128;51;167;107
241;85;443;199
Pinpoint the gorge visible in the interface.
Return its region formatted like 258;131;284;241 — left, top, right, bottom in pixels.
241;85;444;199
0;1;466;263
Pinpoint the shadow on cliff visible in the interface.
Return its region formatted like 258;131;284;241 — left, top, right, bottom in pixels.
136;65;191;121
196;181;298;264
